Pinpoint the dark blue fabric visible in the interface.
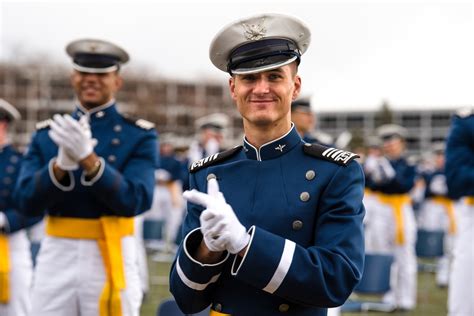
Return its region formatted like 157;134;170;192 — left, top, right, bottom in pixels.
445;113;474;199
0;145;42;233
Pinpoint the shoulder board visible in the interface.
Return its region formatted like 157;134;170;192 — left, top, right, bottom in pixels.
455;107;473;118
189;146;243;173
36;119;52;130
123;115;155;130
303;143;359;167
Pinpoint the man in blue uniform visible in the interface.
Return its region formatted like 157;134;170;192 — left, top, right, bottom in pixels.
291;99;332;146
13;39;158;316
169;13;365;316
0;99;42;316
364;124;417;311
445;107;474;316
417;143;456;287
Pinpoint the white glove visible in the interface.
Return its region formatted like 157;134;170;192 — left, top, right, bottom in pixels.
371;157;396;183
183;178;250;254
56;146;79;170
49;114;97;161
0;212;6;229
430;175;448;195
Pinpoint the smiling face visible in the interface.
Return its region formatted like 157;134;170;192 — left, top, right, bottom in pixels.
229;63;301;130
70;70;123;109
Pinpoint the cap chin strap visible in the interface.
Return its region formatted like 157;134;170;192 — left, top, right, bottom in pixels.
231;56;298;75
72;63;118;74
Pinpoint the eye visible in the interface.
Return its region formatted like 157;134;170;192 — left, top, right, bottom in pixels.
241;74;256;82
268;73;282;81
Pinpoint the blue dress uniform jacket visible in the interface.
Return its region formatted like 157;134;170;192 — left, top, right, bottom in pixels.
445;110;474;199
170;126;365;316
366;158;416;194
0;145;42;233
13;103;158;219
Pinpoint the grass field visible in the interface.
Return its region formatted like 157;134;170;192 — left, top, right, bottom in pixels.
141;255;448;316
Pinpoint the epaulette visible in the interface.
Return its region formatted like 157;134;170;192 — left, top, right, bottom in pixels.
455;107;473;118
123;115;155;130
36;119;52;130
303;143;359;167
189;146;243;173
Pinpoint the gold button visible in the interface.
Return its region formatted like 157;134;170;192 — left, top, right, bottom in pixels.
111;138;121;146
292;220;303;230
300;192;310;202
305;170;315;180
207;173;217;181
214;303;222;312
279;303;290;312
107;155;116;163
113;125;122;132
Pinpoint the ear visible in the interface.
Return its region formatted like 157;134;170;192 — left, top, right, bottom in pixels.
292;75;301;101
229;76;237;101
114;74;124;91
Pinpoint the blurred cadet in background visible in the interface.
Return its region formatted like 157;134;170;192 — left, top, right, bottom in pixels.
291;98;333;146
170;13;365;315
416;142;456;287
13;39;158;316
445;106;474;316
364;124;417;311
145;136;186;252
0;99;42;316
187;113;228;166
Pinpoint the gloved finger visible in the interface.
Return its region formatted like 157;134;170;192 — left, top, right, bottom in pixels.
201;216;222;232
207;178;220;197
206;221;226;237
52;114;70;130
49;120;69;136
183;189;213;207
49;129;69;147
207;236;227;251
79;114;90;126
91;138;98;147
64;114;85;134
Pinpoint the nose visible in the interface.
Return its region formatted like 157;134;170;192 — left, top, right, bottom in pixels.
253;78;270;94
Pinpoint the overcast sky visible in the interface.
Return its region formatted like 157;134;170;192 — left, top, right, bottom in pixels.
1;0;473;111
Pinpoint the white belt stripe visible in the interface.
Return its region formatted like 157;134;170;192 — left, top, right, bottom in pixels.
176;258;221;291
262;240;296;294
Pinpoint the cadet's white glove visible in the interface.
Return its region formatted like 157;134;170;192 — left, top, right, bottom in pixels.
430;175;448;195
0;212;6;229
371;157;396;183
56;146;79;170
183;178;250;254
49;114;97;162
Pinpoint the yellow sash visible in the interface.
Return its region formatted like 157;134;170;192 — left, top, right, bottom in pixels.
431;196;457;234
0;234;9;304
377;193;411;245
46;216;134;316
210;310;231;316
466;197;474;205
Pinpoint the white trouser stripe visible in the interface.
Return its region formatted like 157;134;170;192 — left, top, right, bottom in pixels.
262;239;296;294
176;258;221;291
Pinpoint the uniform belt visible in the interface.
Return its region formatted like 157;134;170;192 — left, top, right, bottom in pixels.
210;309;231;316
0;234;10;304
46;216;134;316
376;193;411;245
431;196;457;234
466;197;474;205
